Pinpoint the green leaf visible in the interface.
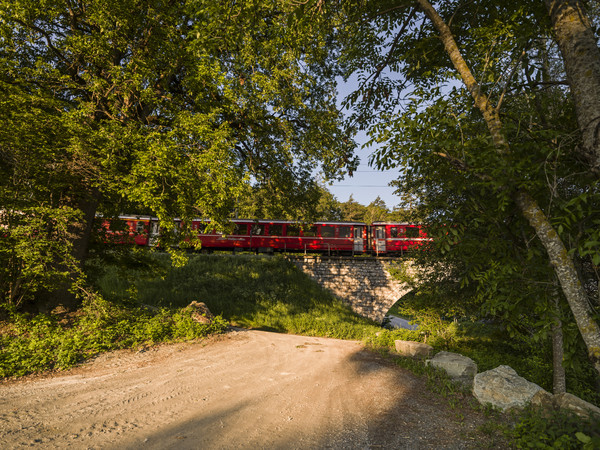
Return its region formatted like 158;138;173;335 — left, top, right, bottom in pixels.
575;432;591;444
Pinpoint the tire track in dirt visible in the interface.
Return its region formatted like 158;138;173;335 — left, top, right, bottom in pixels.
0;329;491;449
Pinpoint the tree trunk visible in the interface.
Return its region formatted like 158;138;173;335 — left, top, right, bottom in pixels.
71;187;101;266
417;0;600;377
43;187;100;312
545;0;600;172
551;291;567;394
515;191;600;376
552;323;566;394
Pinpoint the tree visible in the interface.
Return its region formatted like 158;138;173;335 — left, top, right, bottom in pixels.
545;0;600;172
314;185;345;221
363;196;389;224
339;194;367;221
233;181;341;222
417;0;600;378
0;0;356;308
331;0;600;380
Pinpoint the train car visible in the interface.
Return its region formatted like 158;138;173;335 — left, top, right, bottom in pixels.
98;215;160;246
370;222;430;255
193;219;367;255
99;215;431;256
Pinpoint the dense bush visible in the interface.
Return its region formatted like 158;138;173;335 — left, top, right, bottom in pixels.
0;297;228;378
511;407;600;449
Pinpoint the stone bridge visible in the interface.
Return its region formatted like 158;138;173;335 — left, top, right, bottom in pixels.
287;256;414;323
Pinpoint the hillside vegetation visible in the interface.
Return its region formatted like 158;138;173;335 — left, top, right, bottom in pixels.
92;252;381;339
0;251;380;379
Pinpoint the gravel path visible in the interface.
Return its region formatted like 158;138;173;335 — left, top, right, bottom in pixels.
0;329;493;449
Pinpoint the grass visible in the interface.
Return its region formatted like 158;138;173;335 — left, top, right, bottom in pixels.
91;251;382;340
510;406;600;449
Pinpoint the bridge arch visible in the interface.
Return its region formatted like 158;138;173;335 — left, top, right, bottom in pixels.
287;256;414;323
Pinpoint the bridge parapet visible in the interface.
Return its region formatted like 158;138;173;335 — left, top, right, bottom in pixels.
287;256;413;323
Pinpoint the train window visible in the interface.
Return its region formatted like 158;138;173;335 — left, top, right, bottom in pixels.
354;226;364;238
251;224;265;236
303;225;317;237
136;222;145;234
339;226;352;238
320;225;335;238
286;225;301;236
406;226;419;238
391;227;407;237
199;225;212;235
374;227;386;239
269;224;283;236
233;223;248;235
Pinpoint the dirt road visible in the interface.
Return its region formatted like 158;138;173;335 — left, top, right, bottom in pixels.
0;329;491;449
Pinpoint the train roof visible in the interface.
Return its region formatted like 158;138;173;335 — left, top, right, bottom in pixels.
97;214;157;221
99;215;424;228
227;219;367;226
101;215;367;226
371;222;422;226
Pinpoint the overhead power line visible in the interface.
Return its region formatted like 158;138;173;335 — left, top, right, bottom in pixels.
331;185;393;188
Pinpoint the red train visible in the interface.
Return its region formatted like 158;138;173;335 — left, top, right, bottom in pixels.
99;216;430;255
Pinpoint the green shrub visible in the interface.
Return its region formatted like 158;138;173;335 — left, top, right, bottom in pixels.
511;407;600;449
366;328;421;348
0;297;228;378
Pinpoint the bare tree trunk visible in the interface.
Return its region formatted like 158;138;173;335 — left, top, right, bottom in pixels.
552;324;566;393
417;0;600;377
515;191;600;376
551;291;567;394
545;0;600;172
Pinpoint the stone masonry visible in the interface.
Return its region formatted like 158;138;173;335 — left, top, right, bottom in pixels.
288;256;412;322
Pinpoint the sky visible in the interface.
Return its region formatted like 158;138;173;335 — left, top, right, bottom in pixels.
325;147;401;209
326;77;403;209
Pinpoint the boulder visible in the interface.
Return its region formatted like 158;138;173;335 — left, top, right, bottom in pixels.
426;351;477;387
530;389;555;413
473;365;548;411
394;340;433;358
185;301;214;324
555;392;600;418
